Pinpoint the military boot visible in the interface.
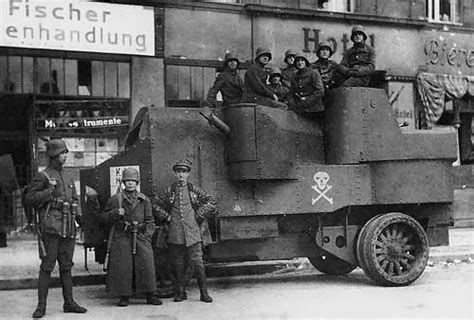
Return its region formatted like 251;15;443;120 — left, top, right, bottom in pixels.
60;270;87;313
196;266;213;303
117;296;129;307
32;270;50;318
146;293;163;305
173;263;186;302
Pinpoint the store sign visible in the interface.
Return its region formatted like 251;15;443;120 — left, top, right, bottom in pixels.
0;0;155;56
425;39;474;69
38;116;128;130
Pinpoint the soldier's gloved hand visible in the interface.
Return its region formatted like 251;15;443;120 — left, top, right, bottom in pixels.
48;178;57;191
195;208;205;224
118;208;125;216
195;213;204;224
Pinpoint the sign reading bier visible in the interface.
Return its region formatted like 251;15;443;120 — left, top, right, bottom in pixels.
0;0;155;56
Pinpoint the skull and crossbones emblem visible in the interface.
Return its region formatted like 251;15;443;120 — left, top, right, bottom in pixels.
311;171;333;205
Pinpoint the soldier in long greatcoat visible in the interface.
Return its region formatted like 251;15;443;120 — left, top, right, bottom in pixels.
206;52;243;108
153;159;216;303
101;167;162;307
24;139;87;318
339;25;376;87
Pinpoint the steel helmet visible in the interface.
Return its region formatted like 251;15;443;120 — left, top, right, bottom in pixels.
351;25;368;41
284;49;297;63
46;139;68;157
316;40;335;57
269;67;282;77
122;167;140;183
173;158;192;172
255;47;272;62
224;52;240;66
293;52;310;67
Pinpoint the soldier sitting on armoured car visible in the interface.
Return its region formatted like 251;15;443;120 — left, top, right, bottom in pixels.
288;52;325;116
339;25;376;87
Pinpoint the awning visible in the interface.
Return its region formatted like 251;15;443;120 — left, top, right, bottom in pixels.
417;72;474;128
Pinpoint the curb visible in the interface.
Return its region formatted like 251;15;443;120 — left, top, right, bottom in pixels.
1;250;473;291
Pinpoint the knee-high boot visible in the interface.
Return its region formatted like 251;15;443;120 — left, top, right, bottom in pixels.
32;270;50;318
173;262;186;302
60;270;87;313
196;266;212;303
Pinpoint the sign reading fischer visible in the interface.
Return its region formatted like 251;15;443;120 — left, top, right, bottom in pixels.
0;0;155;55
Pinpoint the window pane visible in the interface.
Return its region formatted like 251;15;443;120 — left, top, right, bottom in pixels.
65;59;78;95
118;63;130;98
51;59;64;95
37;58;51;94
104;62;118;97
8;56;22;93
78;60;92;96
0;56;7;93
22;57;34;93
91;61;104;97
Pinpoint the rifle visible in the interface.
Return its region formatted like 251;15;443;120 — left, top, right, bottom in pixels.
34;204;48;259
103;183;123;272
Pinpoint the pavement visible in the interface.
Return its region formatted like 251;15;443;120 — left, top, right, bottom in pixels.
0;226;473;291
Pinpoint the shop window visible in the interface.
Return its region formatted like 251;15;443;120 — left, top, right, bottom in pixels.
0;55;129;97
65;60;78;96
427;0;461;23
78;60;92;96
37;136;120;169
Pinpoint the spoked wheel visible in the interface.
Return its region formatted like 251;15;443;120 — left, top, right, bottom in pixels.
308;252;356;275
356;214;383;279
360;212;429;286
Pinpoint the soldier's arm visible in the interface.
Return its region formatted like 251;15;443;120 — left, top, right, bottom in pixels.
143;198;156;238
338;50;351;74
206;73;225;108
100;195;121;225
195;187;217;218
312;70;325;97
152;189;171;222
24;173;53;208
245;68;274;98
357;47;376;76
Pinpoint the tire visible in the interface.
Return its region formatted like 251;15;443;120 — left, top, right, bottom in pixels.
362;212;429;286
356;214;383;276
308;252;356;275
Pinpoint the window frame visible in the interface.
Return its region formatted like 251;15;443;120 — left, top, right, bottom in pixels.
427;0;461;24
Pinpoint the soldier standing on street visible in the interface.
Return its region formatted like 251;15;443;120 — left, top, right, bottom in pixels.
281;49;297;88
206;52;244;108
311;41;342;91
153;159;216;303
24;139;87;318
101;167;162;307
241;47;288;109
339;25;376;87
288;52;325;116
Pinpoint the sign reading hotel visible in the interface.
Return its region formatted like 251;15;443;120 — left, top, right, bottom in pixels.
0;0;155;56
